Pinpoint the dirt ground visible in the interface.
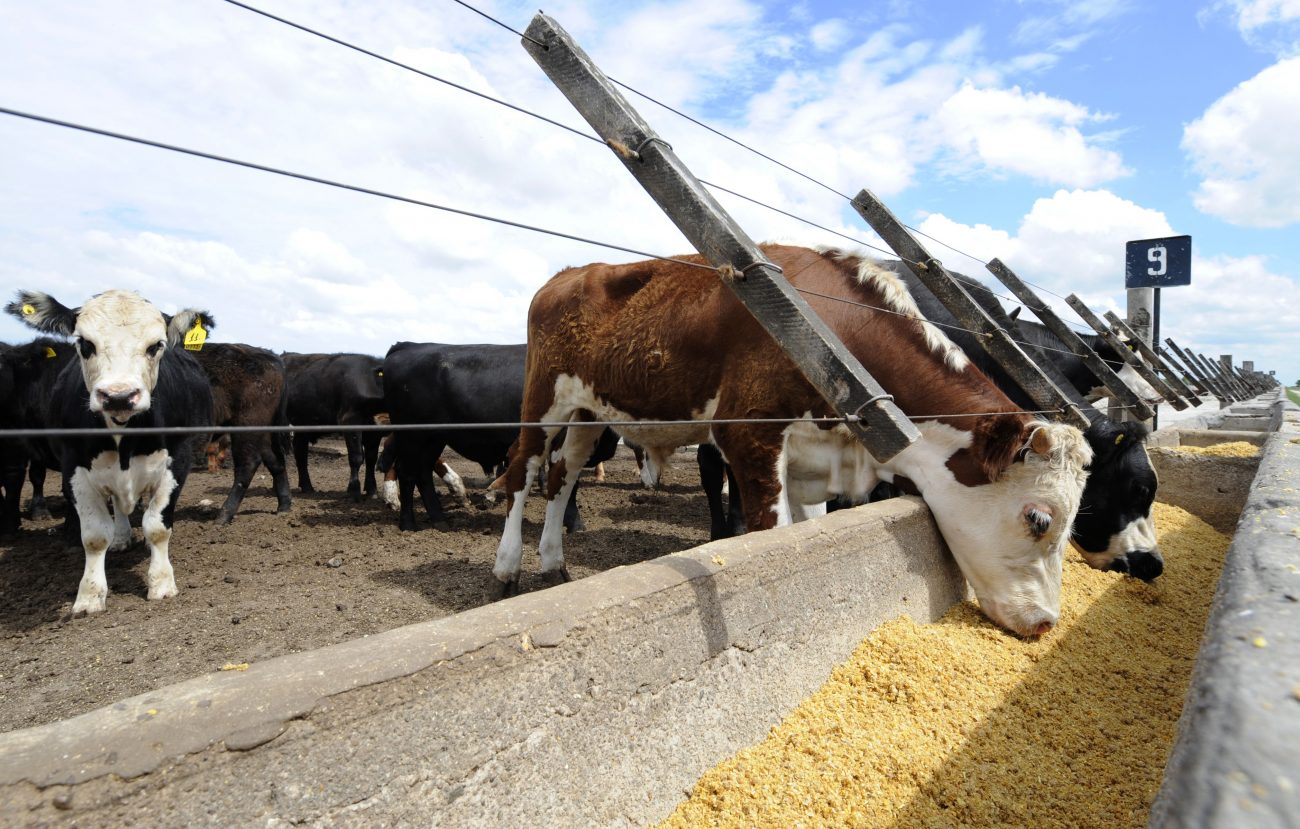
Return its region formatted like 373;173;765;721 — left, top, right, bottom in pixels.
0;440;713;733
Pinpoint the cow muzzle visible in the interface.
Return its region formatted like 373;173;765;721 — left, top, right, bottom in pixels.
94;385;145;422
1105;549;1164;582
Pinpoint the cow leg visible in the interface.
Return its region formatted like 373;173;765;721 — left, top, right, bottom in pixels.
434;457;467;502
0;456;21;535
698;444;733;540
141;464;180;602
415;442;449;530
293;433;314;493
344;431;364;502
69;469;113;615
28;460;51;520
362;431;381;497
713;424;787;534
260;433;293;514
216;434;261;525
493;426;547;597
562;479;584;534
539;421;601;576
59;467;81;550
109;493;133;552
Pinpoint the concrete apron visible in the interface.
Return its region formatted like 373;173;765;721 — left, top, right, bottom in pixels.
2;392;1290;828
0;496;966;827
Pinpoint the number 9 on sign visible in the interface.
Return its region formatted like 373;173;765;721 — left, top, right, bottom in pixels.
1147;246;1167;277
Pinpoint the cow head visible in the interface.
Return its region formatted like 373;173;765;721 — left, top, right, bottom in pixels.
6;290;214;426
889;419;1091;638
1071;419;1162;581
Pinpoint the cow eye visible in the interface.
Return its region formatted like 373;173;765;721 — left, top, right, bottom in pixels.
77;337;97;359
146;340;165;358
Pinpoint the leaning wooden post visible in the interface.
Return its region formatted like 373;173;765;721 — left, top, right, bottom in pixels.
850;190;1089;429
1103;312;1202;404
1157;341;1214;400
1063;294;1189;410
1166;339;1231;402
985;259;1154;421
1195;351;1242;401
521;14;918;459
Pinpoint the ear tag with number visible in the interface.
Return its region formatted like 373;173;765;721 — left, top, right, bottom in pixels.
21;304;36;317
44;347;57;359
183;319;207;352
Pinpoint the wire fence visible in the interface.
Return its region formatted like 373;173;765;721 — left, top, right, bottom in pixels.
1;0;1237;443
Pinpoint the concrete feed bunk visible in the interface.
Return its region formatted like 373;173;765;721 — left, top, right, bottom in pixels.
0;393;1294;827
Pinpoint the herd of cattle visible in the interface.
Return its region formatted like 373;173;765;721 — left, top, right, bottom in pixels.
0;244;1168;637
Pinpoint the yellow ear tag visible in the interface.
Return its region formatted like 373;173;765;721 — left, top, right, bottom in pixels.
44;346;57;359
21;304;36;316
183;319;207;352
1115;434;1125;445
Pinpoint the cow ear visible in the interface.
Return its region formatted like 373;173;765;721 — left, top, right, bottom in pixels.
166;309;216;347
1008;306;1021;321
5;291;78;337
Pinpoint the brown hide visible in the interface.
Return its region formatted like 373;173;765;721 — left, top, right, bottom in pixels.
507;244;1033;531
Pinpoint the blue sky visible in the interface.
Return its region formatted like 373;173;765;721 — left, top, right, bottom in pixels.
3;0;1299;385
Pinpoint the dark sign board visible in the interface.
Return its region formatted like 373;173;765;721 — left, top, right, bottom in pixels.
1126;235;1191;289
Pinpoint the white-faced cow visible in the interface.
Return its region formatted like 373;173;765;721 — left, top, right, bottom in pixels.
884;264;1164;581
494;244;1091;638
5;290;214;615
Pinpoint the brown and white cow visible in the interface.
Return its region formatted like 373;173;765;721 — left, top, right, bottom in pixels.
493;245;1091;637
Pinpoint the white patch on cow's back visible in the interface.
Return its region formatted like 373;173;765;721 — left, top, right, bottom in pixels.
813;246;970;373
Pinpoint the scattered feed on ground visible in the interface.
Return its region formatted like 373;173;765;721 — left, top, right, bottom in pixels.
1172;441;1261;458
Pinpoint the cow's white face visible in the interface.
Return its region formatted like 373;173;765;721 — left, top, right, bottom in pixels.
74;291;169;423
888;421;1091;638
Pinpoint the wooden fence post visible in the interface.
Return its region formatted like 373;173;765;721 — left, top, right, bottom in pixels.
1103;312;1203;404
1157;341;1215;400
521;13;918;459
1166;339;1232;402
1064;294;1189;410
850;190;1089;429
985;259;1154;421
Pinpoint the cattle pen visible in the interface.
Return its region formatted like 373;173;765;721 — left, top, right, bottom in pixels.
0;390;1295;827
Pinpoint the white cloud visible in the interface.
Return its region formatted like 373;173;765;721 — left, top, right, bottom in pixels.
1204;0;1300;54
1183;56;1300;227
917;190;1300;381
935;84;1130;186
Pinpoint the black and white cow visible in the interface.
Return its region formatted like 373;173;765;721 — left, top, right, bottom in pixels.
0;338;76;533
281;352;386;501
5;290;214;614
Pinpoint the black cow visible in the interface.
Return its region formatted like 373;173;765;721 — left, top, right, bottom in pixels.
193;343;293;524
0;338;77;533
382;342;526;531
382;342;615;534
5;290;214;615
282;352;385;502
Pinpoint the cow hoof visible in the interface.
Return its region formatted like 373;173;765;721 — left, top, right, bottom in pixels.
492;576;520;601
31;507;52;521
215;512;234;527
276;499;293;514
538;567;572;588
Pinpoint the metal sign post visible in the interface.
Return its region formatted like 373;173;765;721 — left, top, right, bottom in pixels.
1124;235;1192;426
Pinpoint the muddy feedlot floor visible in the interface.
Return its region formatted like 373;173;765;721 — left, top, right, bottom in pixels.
0;441;712;732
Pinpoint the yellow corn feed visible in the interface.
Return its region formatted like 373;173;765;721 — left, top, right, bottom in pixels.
1172;441;1261;458
657;503;1229;829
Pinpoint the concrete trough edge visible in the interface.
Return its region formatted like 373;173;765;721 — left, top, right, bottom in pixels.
1149;394;1300;828
0;494;966;827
